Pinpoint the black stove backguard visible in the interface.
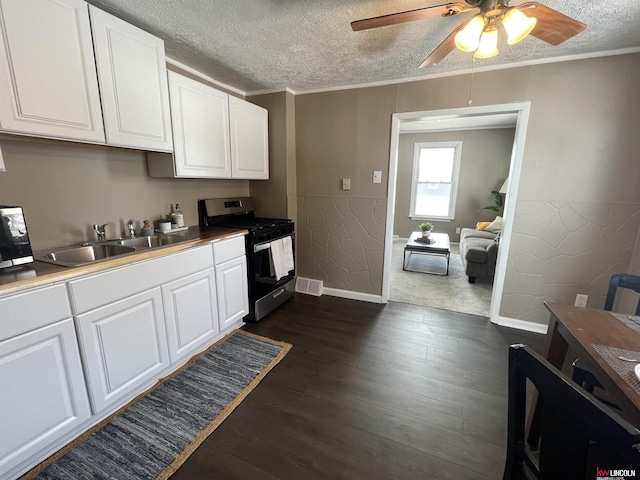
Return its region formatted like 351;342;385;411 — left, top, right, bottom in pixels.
198;197;295;322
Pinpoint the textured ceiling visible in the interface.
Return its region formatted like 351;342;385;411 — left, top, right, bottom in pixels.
85;0;640;94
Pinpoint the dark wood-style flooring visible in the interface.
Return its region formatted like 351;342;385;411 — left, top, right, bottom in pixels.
171;295;545;480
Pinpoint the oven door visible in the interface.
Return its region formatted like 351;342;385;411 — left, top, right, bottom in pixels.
253;233;295;301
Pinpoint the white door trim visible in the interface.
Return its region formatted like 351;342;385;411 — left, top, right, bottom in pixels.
383;102;532;325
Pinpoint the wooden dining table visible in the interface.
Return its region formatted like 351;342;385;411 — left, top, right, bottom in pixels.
527;301;640;445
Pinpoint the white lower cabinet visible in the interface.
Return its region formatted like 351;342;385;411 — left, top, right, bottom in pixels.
0;318;91;479
162;268;219;364
216;255;249;330
1;239;249;479
75;287;169;413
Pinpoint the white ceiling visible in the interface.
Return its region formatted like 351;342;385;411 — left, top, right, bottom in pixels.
85;0;640;94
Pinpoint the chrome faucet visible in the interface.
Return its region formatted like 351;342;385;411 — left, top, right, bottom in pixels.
127;219;136;238
92;223;107;242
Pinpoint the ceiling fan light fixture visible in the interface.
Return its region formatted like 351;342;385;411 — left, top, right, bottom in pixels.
502;7;537;45
454;14;485;52
474;24;499;59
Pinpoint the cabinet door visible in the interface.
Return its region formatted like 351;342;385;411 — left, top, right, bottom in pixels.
229;96;269;179
215;255;249;331
168;70;232;178
75;288;169;413
0;319;91;479
0;0;105;142
89;6;172;152
162;268;219;364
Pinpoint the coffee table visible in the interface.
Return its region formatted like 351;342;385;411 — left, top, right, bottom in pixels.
403;232;450;275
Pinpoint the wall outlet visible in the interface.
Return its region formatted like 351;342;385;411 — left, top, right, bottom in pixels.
373;171;382;184
455;227;461;234
575;294;588;307
342;178;351;190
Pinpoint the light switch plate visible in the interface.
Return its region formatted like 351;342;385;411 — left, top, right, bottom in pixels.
373;171;382;184
575;294;588;307
342;178;351;190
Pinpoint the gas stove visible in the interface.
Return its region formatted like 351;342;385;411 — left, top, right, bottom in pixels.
198;197;295;322
199;198;293;242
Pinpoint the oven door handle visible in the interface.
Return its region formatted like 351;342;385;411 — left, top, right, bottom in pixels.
254;243;271;253
253;233;295;254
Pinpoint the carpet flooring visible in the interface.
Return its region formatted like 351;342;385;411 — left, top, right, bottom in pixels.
390;238;493;317
26;331;291;480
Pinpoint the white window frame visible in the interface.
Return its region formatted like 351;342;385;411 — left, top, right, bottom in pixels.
409;141;462;221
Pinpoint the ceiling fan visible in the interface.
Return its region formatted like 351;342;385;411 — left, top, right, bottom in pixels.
351;0;586;68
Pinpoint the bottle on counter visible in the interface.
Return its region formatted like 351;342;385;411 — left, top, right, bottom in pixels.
171;203;184;228
141;220;154;236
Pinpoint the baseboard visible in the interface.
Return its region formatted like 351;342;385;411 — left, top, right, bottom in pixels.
495;315;548;334
322;287;383;304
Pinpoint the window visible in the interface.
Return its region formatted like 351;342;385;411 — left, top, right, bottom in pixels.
409;141;462;220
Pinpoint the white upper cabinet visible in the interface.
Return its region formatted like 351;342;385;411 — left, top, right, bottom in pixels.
160;70;232;178
148;71;269;179
229;95;269;180
0;0;105;142
89;6;172;152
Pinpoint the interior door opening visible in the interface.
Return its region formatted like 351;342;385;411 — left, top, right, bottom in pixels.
382;103;531;324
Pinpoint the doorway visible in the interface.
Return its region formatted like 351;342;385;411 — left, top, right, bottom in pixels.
382;103;531;325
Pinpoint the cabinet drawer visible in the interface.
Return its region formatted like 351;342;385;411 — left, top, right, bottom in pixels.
0;284;71;342
68;245;213;314
212;236;246;265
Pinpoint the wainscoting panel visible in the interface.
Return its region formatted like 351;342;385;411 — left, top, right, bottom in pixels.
297;196;386;295
500;201;640;324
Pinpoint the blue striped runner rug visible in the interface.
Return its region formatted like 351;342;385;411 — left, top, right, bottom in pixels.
24;330;291;480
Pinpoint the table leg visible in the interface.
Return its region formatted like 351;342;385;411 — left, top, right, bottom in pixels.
526;313;568;446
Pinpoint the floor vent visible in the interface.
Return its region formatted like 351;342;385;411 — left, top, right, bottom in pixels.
295;277;323;296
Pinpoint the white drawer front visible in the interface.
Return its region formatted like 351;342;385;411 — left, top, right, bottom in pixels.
0;284;72;342
68;245;213;314
212;236;246;265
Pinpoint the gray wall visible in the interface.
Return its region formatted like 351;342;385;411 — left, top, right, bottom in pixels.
248;91;297;222
394;129;514;239
296;53;640;325
0;137;249;250
1;53;638;326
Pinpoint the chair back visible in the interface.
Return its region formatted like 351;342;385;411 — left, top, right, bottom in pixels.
503;345;640;480
604;273;640;316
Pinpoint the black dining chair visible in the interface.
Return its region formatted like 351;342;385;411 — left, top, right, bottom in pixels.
503;344;640;480
572;273;640;395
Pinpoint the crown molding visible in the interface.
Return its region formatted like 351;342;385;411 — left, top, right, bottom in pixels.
165;56;246;97
259;47;640;96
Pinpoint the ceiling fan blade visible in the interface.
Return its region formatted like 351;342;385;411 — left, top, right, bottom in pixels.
519;2;586;45
418;22;466;68
351;3;465;31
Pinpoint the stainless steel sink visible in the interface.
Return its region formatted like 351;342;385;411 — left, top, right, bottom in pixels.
115;234;200;249
36;244;137;268
35;233;201;267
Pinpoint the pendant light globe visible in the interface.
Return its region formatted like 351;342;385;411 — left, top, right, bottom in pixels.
454;14;485;52
502;7;537;45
